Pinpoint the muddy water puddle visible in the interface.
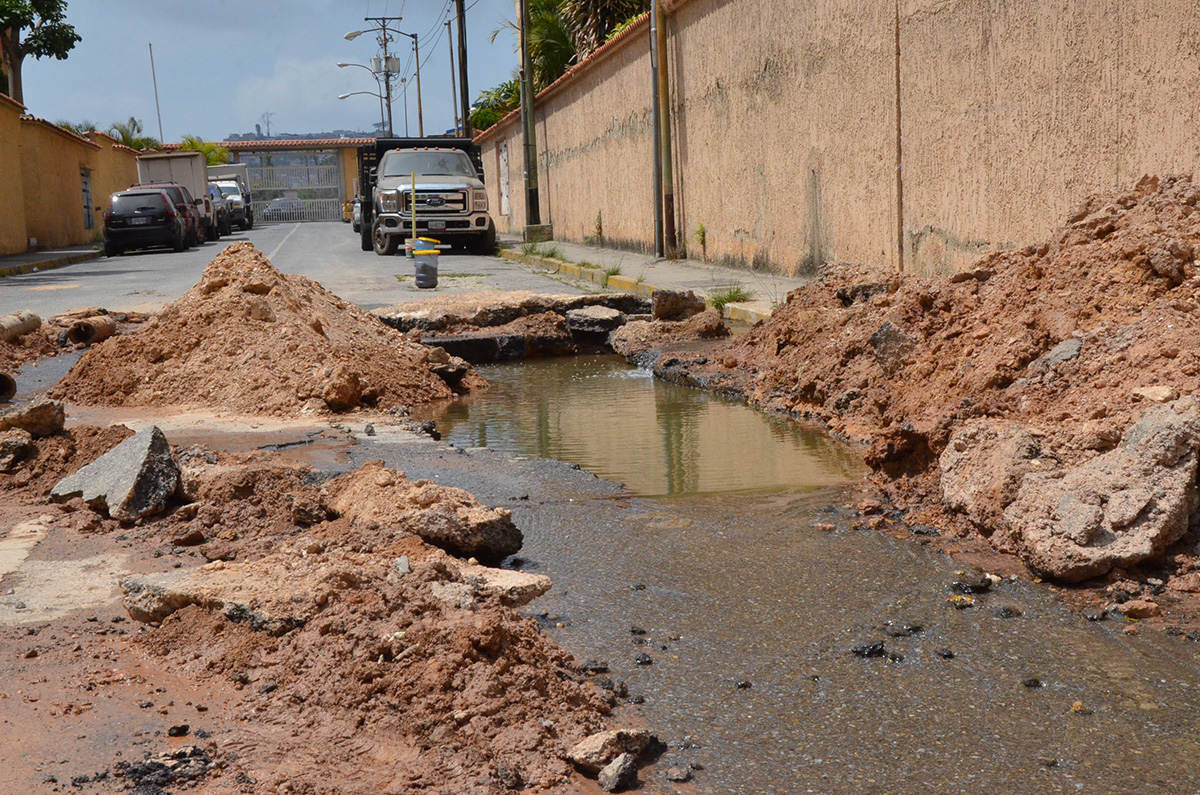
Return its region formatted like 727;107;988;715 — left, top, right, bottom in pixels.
418;355;865;496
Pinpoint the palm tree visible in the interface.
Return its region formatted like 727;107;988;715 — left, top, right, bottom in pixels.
107;117;160;150
178;135;231;166
559;0;648;55
492;0;577;90
55;118;99;136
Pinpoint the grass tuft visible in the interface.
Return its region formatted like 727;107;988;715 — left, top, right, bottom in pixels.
709;284;753;311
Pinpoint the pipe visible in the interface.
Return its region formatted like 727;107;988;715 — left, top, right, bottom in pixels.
66;315;117;346
0;310;41;342
656;0;676;258
0;372;14;402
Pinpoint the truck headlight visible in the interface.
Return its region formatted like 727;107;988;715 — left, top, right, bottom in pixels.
473;190;488;212
379;191;399;213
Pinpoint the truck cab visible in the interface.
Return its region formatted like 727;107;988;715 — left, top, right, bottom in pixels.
358;138;495;256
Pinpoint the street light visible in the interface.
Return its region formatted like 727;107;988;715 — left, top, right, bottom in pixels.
395;30;423;137
337;62;385;135
343;17;409;138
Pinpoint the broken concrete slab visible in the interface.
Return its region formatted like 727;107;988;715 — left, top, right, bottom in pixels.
375;291;649;333
0;428;33;472
651;289;705;321
939;420;1052;534
566;306;626;334
0;398;65;438
51;426;180;521
568;729;653;774
457;563;551;607
598;753;638;792
1002;396;1200;581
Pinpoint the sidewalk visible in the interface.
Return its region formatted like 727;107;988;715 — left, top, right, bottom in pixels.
497;235;809;323
0;244;101;277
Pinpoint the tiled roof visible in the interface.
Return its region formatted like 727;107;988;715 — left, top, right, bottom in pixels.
19;114;101;148
163;137;374;151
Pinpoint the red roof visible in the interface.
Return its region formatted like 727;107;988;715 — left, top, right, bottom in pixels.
162;137;374;152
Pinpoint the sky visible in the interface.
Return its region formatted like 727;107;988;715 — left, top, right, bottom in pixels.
20;0;521;141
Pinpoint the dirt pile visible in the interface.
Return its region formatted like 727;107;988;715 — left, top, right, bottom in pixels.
668;174;1200;582
0;423;629;793
51;243;483;415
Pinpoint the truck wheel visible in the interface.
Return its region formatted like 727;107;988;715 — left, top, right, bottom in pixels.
469;226;497;256
372;221;399;256
246;215;254;230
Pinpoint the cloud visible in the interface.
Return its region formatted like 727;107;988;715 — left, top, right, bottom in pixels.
231;55;370;135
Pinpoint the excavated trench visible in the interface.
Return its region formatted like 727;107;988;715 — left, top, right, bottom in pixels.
393;355;1200;793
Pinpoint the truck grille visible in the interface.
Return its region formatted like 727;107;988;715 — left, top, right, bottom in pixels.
401;190;468;215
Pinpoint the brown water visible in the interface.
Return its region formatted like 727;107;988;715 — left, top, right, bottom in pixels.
420;355;866;496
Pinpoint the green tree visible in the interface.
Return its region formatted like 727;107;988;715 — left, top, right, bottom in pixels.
0;0;81;104
471;78;520;132
559;0;647;55
492;0;576;90
54;117;97;136
178;134;230;165
107;117;160;151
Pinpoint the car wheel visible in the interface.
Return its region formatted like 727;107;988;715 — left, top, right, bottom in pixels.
353;220;361;233
372;221;399;256
104;241;123;257
361;221;374;252
173;228;187;252
222;217;232;236
246;216;254;230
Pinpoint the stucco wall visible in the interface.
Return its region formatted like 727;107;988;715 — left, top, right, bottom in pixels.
20;118;101;249
86;132;139;215
480;0;1200;275
0;95;28;255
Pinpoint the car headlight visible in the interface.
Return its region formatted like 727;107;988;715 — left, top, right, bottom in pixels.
379;191;399;213
473;190;488;212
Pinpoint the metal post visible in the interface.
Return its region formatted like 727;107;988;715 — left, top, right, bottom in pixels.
518;0;540;227
401;77;410;136
456;0;472;138
149;43;164;142
412;34;424;137
656;1;676;258
446;20;459;134
649;0;664;258
381;38;395;136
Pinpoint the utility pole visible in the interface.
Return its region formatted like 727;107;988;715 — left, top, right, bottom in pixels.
656;1;676;258
455;0;472;138
398;31;424;137
400;77;410;136
649;0;664;258
348;17;405;136
518;0;540;227
446;20;459;134
149;43;164;142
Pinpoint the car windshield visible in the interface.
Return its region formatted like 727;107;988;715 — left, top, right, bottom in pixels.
217;184;241;197
111;193;167;213
380;151;476;178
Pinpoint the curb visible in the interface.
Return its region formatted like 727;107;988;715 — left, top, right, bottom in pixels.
0;250;101;278
499;248;774;324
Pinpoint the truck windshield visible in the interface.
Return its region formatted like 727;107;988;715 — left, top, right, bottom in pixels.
380;151;476;178
216;183;241;196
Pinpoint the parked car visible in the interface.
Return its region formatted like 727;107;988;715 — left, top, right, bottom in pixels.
262;197;304;222
136;182;202;246
207;182;232;236
352;198;362;232
213;180;254;230
102;189;187;256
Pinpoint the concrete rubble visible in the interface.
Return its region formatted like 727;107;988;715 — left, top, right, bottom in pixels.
50;425;180;521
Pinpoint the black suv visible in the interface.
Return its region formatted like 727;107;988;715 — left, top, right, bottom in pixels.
103;189;187;256
138;182;202;246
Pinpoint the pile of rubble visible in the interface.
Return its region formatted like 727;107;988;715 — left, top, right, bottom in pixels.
51;243;483;415
663;175;1200;584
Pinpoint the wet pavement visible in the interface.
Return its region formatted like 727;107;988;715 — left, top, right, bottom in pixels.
355;362;1200;794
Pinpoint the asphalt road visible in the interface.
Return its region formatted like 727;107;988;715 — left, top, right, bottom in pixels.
0;221;590;318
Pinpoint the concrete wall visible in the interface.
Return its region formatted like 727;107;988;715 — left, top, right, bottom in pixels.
479;0;1200;275
0;112;138;255
0;95;28;255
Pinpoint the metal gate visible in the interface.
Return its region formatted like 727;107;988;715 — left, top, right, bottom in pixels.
245;151;343;222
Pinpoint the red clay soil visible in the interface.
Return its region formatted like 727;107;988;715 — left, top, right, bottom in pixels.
662;175;1200;601
50;243;484;416
0;432;620;794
